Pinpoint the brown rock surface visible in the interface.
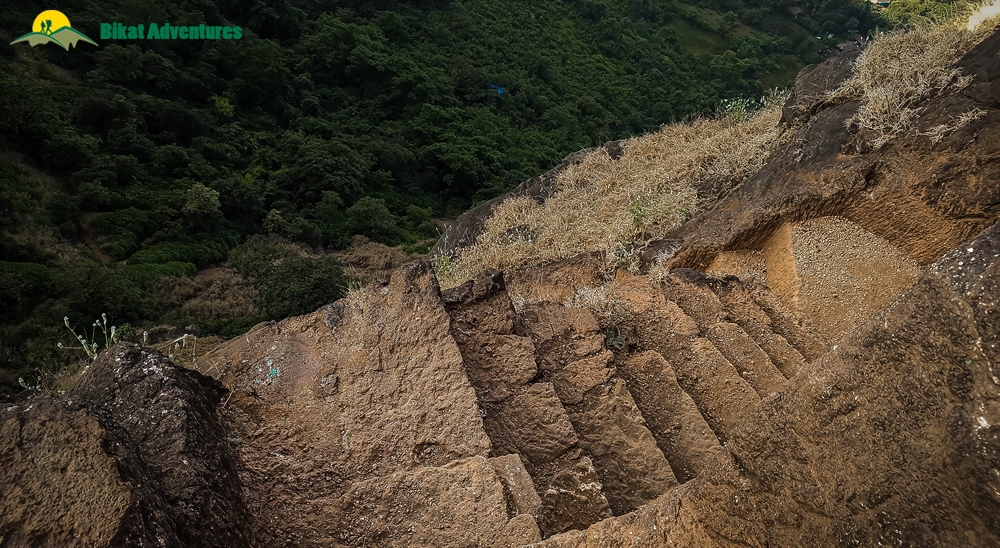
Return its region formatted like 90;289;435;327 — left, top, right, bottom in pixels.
486;382;579;464
617;351;724;483
0;399;130;548
2;344;253;548
490;453;544;521
460;333;539;403
536;222;1000;547
537;457;613;535
202;260;508;546
518;302;604;374
498;514;544;547
334;456;514;547
705;321;786;397
566;378;679;513
550;351;614;406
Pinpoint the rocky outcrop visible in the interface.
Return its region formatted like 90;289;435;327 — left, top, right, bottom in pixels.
780;44;862;126
198;260;539;547
0;398;131;547
1;344;251;547
667;29;1000;340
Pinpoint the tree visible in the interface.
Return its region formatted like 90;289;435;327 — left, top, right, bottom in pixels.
346;196;401;244
182;183;222;228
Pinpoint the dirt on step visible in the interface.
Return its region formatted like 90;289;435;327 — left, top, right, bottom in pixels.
760;216;922;342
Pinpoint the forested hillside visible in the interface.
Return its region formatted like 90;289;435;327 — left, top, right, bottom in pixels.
0;0;883;392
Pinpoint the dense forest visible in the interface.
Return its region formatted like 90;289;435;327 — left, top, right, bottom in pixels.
0;0;886;392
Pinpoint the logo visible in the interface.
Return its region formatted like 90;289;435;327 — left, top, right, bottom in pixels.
99;22;242;41
9;10;98;51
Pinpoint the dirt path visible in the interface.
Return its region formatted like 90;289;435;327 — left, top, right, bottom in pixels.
79;212;112;264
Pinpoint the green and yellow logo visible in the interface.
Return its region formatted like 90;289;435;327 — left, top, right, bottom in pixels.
10;10;98;51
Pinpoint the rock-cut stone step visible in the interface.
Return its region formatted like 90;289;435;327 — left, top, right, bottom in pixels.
616;350;725;483
443;272;615;537
662;269;806;379
707;276;808;378
673;337;761;441
743;278;830;363
607;271;761;444
518;301;679;516
704;322;786;398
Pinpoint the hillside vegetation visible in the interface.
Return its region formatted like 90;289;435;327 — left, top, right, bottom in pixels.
0;0;884;392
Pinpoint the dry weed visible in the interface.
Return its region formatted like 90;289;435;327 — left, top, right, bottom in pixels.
439;102;788;288
646;249;677;282
183;269;260;318
566;283;629;326
921;107;987;143
334;235;419;285
828;24;993;149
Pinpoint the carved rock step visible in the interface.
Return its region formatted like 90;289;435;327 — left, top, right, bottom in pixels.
616;351;725;483
519;302;678;516
564;376;679;514
674;337;761;441
608;272;759;443
663;269;806;378
705;322;786;398
743;277;830;362
444;273;614;537
707;274;807;378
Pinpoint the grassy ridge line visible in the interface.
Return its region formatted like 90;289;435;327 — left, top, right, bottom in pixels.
438;100;788;289
439;19;998;313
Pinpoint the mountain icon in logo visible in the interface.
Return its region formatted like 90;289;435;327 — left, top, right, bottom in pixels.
10;10;98;51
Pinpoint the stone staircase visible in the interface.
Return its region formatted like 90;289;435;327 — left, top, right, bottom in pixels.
443;267;830;538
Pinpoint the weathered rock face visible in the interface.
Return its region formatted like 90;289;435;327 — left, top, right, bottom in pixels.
199;260;539;547
674;27;1000;267
1;344;251;548
76;344;252;548
780;45;862;126
0;398;131;548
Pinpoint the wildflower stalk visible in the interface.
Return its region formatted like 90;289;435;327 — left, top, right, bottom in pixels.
59;314;119;362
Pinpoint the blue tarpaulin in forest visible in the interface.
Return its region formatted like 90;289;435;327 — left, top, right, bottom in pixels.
489;84;505;95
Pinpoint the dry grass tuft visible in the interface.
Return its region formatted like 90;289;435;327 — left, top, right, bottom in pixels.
828;23;994;149
646;249;678;283
922;107;987;143
439;102;788;288
565;283;629;326
334;235;420;285
183;269;261;318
